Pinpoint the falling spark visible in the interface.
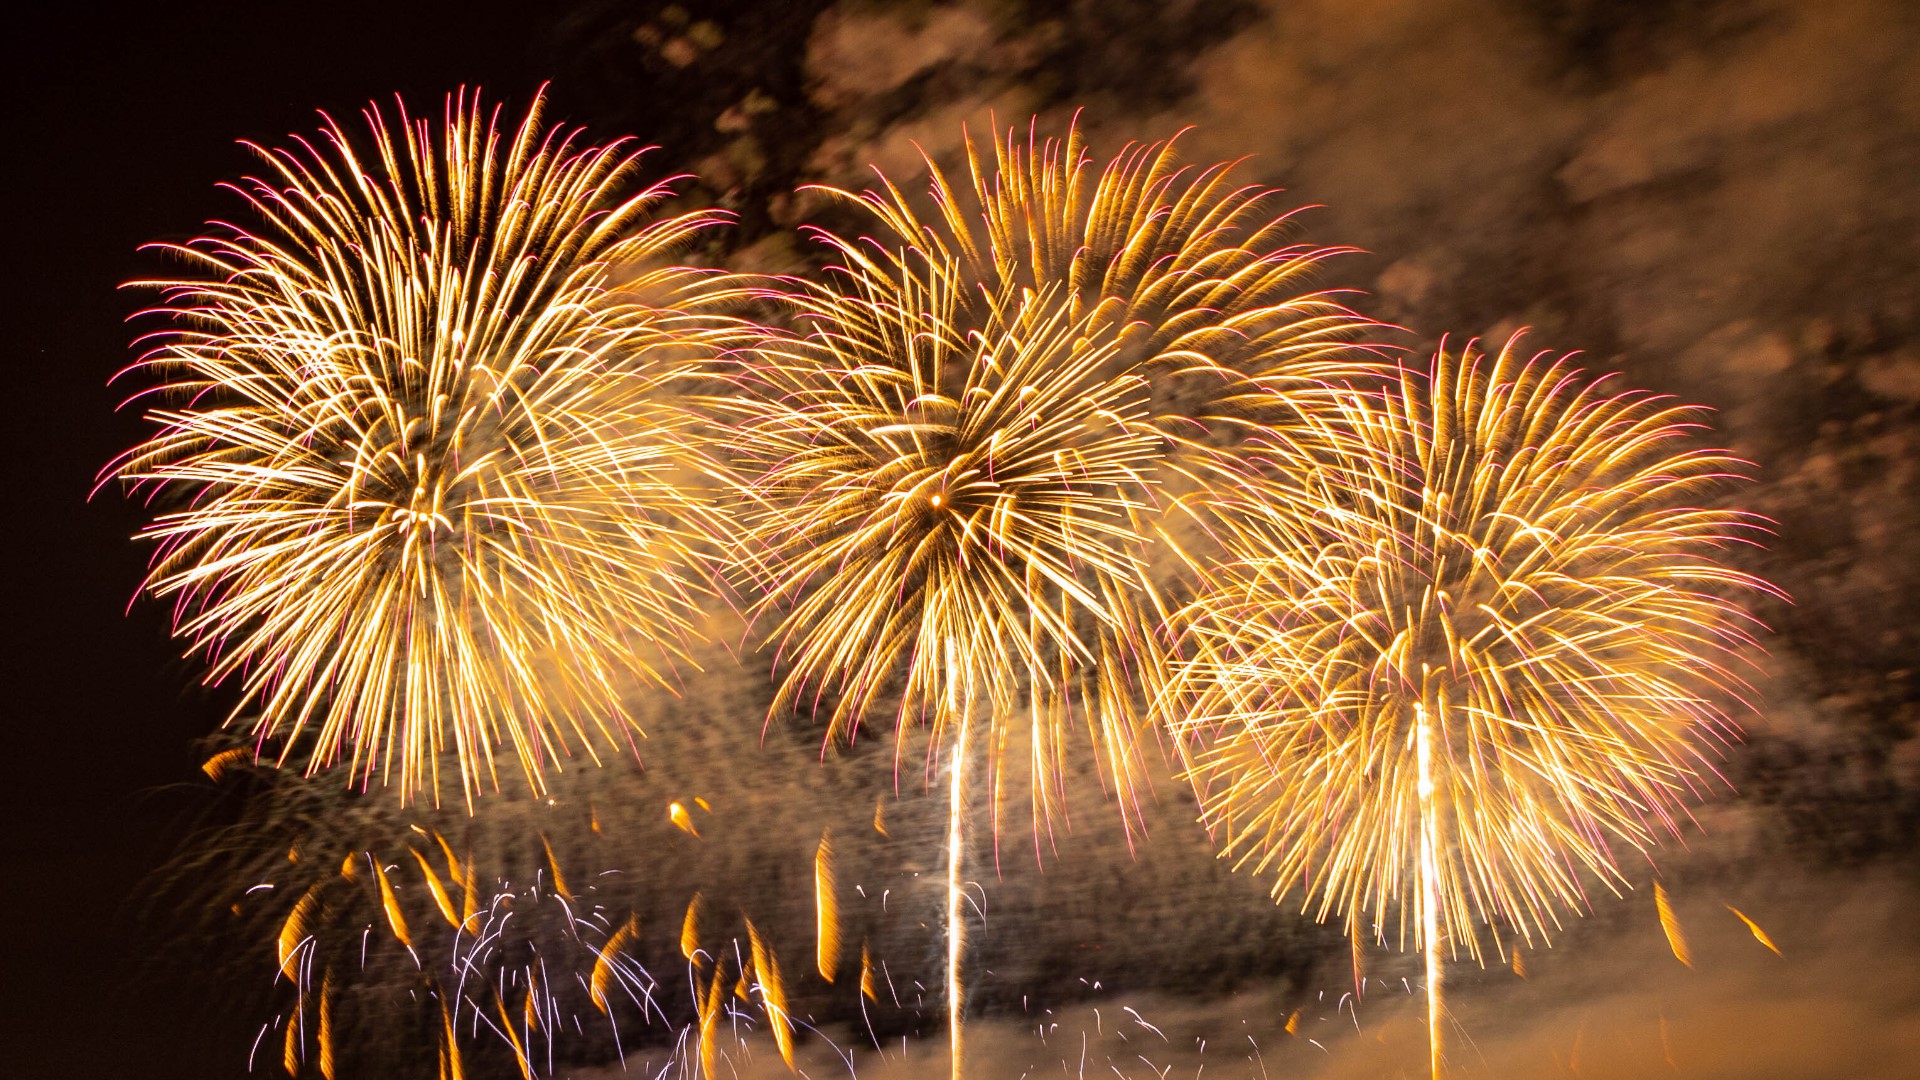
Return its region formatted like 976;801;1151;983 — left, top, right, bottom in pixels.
1725;904;1781;955
318;969;335;1080
591;914;642;1013
1656;882;1691;967
278;884;318;981
410;848;459;929
697;961;727;1079
860;941;879;1003
683;893;705;966
494;992;533;1080
439;997;464;1080
372;860;410;950
108;88;739;805
670;801;701;838
541;833;572;901
817;828;841;983
1170;337;1777;1077
203;747;249;782
283;1002;301;1076
1350;919;1368;999
746;917;796;1070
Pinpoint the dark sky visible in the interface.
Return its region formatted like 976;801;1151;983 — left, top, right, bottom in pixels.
8;5;550;1076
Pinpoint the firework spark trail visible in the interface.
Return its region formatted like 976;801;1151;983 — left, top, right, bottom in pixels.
109;89;741;805
1168;335;1778;1078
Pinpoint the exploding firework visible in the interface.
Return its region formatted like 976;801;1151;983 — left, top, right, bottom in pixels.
109;89;738;803
174;744;833;1080
732;119;1380;1078
732;267;1166;1078
818;118;1377;504
1168;336;1778;1077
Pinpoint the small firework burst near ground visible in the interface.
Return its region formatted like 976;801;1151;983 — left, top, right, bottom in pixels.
178;742;841;1080
1169;335;1781;1077
109;90;739;804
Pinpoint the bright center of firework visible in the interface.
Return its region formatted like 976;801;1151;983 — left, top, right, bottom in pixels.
930;493;943;508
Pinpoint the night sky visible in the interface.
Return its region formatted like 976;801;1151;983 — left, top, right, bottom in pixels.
9;2;1918;1078
12;6;548;1076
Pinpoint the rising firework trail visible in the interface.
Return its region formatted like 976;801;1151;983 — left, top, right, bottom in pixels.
109;89;738;804
1169;336;1778;1078
732;119;1380;1079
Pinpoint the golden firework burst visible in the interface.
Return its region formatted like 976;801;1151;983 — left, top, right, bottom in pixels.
818;117;1378;496
111;90;737;804
1169;335;1778;1076
732;118;1382;1078
734;268;1163;797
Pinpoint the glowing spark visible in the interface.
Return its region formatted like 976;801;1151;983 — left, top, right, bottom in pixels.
816;828;841;983
1725;904;1781;955
1350;919;1368;999
746;918;796;1070
860;941;879;1003
109;88;738;805
439;997;464;1080
591;914;641;1014
283;1002;301;1076
277;883;318;981
494;992;533;1080
431;831;463;882
410;848;460;929
540;832;571;902
373;861;410;950
669;801;701;838
203;747;249;781
1655;882;1692;967
318;969;335;1080
1170;336;1776;1076
697;962;727;1079
682;893;705;966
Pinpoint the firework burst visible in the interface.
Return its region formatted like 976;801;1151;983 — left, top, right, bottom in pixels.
110;89;737;803
732;119;1380;1078
734;267;1163;813
1169;336;1778;1076
170;744;830;1080
820;117;1377;502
